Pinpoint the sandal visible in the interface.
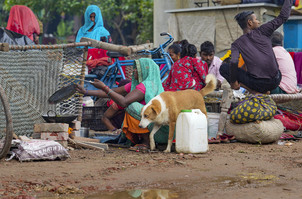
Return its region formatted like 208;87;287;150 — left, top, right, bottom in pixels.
219;135;230;143
129;144;149;152
222;133;236;141
208;137;220;144
280;133;298;140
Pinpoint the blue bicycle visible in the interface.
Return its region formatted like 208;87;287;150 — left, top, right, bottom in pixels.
137;32;174;82
84;32;174;92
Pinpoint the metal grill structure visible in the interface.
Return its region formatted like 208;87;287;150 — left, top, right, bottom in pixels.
0;43;89;137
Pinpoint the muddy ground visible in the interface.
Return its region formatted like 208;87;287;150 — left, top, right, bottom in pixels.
1;139;302;199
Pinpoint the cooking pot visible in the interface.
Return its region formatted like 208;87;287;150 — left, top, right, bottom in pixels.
42;110;78;123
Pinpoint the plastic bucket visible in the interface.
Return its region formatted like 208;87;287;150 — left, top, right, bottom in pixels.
80;127;89;137
207;112;220;138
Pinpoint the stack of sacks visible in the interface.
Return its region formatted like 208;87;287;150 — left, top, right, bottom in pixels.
225;94;283;144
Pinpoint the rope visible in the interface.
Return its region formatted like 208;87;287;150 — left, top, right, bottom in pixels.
207;91;302;103
8;42;91;51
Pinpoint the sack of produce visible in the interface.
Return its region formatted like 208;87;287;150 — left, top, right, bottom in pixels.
225;118;283;144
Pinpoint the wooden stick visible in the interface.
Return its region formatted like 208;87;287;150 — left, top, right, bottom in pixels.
217;80;233;137
67;138;106;151
129;43;154;53
73;141;105;151
80;37;131;56
8;42;91;50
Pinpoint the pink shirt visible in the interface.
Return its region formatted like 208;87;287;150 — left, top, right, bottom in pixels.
208;56;224;83
273;46;299;94
124;82;146;105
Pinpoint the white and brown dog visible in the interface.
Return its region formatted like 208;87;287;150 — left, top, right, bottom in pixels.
139;74;217;152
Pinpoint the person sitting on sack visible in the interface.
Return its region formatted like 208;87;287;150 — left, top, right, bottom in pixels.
219;0;293;94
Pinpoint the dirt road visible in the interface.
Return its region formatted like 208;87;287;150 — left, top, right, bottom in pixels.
1;140;302;199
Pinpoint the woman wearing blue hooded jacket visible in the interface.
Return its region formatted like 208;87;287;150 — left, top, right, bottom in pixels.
76;5;112;46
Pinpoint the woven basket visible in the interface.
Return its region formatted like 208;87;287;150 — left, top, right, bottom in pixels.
225;118;284;144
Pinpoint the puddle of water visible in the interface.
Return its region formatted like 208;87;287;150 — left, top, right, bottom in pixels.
85;189;179;199
213;176;250;188
238;172;278;184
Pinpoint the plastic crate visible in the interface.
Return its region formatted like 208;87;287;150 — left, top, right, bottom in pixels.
82;106;108;131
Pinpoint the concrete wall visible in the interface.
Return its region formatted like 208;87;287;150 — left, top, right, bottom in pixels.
154;2;281;55
154;0;207;46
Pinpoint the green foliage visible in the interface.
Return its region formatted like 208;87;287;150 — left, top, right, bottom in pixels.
3;0;153;45
56;19;74;37
4;0;91;32
55;19;74;44
0;1;9;27
97;0;153;44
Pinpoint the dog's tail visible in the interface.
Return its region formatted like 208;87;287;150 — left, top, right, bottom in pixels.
199;74;217;96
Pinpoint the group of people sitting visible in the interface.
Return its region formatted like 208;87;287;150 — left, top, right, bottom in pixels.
4;1;297;149
76;0;300;150
7;2;295;149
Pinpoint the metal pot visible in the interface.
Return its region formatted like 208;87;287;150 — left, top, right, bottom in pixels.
42;110;78;123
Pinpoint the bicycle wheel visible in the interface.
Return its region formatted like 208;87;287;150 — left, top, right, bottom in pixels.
0;85;13;160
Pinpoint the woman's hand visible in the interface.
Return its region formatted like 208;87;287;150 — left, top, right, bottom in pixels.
91;79;106;89
75;84;86;94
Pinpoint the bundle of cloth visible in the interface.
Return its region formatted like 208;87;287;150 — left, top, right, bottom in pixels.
225;94;284;144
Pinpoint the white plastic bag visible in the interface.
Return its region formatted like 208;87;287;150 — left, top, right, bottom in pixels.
12;139;70;162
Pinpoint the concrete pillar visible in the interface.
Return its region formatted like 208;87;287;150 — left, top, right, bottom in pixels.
153;0;177;47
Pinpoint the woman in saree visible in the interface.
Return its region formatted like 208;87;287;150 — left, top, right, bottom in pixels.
6;5;41;44
75;5;111;46
76;58;165;150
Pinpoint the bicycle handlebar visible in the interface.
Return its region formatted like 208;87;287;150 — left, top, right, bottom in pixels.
160;32;174;50
138;32;174;55
160;32;169;36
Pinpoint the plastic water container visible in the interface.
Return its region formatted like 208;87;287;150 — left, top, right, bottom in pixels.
175;109;208;154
